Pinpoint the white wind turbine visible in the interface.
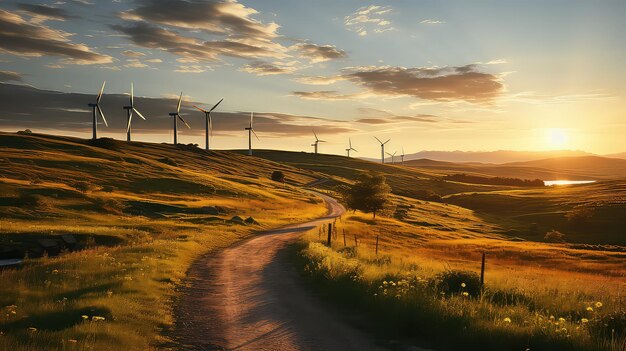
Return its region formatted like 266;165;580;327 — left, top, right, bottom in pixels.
245;112;259;155
87;81;108;140
346;138;358;157
374;136;391;164
193;98;223;151
123;83;147;142
168;92;190;144
400;147;405;164
311;130;326;154
386;151;397;164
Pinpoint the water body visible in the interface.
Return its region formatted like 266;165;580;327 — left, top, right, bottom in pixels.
544;180;596;186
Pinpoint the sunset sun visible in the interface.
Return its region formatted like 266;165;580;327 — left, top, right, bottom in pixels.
546;128;569;149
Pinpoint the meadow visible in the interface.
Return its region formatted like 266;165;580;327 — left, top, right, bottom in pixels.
0;133;327;350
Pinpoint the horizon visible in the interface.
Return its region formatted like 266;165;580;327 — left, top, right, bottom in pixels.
0;0;625;157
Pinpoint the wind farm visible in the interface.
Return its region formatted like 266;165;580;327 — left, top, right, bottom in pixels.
0;1;625;351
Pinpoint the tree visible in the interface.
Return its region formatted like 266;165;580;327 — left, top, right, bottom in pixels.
341;172;391;218
271;170;285;183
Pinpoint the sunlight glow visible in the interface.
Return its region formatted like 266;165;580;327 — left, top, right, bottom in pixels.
546;128;569;148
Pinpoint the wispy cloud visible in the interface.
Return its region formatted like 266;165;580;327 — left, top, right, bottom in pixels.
0;70;23;83
240;61;299;76
344;5;394;36
290;42;347;63
17;3;78;22
420;19;445;25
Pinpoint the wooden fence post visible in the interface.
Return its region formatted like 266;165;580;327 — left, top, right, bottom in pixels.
327;223;332;246
343;229;346;247
480;252;486;287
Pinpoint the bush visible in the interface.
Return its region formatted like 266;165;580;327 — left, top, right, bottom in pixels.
589;310;626;343
566;206;595;226
435;270;482;297
412;189;442;202
17;129;32;135
88;137;120;150
339;172;391;218
271;170;285;183
544;229;566;243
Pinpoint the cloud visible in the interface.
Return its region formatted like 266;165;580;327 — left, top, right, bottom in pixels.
420;19;445;25
0;10;112;64
291;90;365;100
121;50;146;57
344;5;394;36
0;83;355;137
294;75;346;85
291;43;347;63
120;0;279;39
240;61;298;76
0;70;23;83
174;65;209;73
17;4;77;21
111;22;289;62
124;59;149;68
342;65;503;102
355;108;438;124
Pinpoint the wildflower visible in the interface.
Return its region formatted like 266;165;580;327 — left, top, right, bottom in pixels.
383;281;388;285
461;282;466;288
581;318;589;324
106;291;113;297
81;315;89;320
503;317;512;323
92;316;105;322
560;327;568;334
558;317;566;323
595;302;603;308
67;339;77;343
27;327;37;332
462;292;469;297
586;307;594;312
549;315;555;321
52;269;59;274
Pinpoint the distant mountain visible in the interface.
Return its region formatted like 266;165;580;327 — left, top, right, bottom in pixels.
400;150;592;164
605;152;626;159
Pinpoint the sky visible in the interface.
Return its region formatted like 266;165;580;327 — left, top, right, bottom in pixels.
0;0;625;158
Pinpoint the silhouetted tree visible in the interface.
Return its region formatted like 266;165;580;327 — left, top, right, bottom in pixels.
271;170;285;183
341;172;391;219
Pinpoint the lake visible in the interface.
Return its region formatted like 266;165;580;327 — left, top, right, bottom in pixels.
543;180;596;186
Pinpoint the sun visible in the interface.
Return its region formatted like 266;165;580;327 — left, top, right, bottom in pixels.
546;128;569;149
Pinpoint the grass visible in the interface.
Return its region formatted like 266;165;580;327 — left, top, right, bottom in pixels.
0;132;328;350
293;207;625;351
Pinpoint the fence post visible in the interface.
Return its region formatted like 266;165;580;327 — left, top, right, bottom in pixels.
327;223;332;246
375;234;379;255
480;252;486;287
343;229;346;247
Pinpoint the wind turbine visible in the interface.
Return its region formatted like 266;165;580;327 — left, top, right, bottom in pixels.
193;98;223;151
374;136;391;164
311;130;326;154
400;147;405;164
123;83;147;142
346;138;358;157
87;81;108;140
386;151;397;164
168;91;190;144
245;112;259;155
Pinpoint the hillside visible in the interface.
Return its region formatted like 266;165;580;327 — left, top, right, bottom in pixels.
369;149;592;164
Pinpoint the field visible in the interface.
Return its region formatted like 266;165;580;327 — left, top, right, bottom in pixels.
1;132;625;350
0;132;327;350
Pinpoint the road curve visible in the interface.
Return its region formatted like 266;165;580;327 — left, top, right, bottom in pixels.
173;193;389;351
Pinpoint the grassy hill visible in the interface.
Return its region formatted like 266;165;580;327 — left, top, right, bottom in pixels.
0;132;328;350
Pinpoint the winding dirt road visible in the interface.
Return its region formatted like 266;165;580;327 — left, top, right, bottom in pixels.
173;193;390;351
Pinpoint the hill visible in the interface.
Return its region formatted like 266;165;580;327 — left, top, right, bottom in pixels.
370;149;592;164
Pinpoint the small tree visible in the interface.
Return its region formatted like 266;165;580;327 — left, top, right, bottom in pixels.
341;172;391;218
544;229;566;243
271;170;285;183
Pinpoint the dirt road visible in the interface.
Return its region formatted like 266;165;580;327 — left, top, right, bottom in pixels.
173;193;390;351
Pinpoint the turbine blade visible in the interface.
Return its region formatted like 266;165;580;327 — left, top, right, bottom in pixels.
352;148;358;152
318;140;326;143
96;104;108;127
193;105;208;113
252;129;260;141
176;91;183;113
209;98;224;112
130;82;134;106
384;138;391;144
127;114;133;132
313;130;318;141
250;112;254;128
133;107;146;120
374;136;382;144
209;115;213;139
178;114;190;128
97;81;106;103
349;138;352;148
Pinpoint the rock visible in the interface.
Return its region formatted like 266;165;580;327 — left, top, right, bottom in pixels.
230;216;244;224
200;206;219;215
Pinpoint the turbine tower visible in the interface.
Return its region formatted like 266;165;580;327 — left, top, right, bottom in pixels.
123;83;147;142
374;136;391;164
193;98;223;151
345;138;358;157
87;81;108;140
245;112;259;155
400;147;405;164
386;151;397;164
168;92;190;145
311;130;326;154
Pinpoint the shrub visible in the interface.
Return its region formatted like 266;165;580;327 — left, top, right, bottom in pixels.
412;189;442;202
17;192;46;208
17;129;32;135
566;206;595;226
339;172;391;219
544;229;566;243
589;310;626;343
435;270;482;297
271;170;285;183
88;137;120;150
